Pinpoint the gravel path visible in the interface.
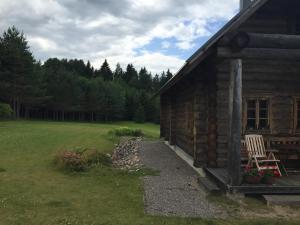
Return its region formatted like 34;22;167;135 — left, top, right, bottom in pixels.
139;141;226;218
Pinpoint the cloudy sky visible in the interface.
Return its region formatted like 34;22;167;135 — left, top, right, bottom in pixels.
0;0;239;74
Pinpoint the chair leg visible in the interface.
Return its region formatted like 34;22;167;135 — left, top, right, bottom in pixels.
279;162;288;176
275;162;282;177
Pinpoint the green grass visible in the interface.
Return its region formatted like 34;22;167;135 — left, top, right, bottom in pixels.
0;120;299;225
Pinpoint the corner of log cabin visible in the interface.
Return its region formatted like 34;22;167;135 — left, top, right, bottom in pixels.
159;0;300;175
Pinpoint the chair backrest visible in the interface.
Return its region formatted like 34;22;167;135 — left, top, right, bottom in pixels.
245;135;267;158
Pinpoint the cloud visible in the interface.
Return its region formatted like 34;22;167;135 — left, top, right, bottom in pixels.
0;0;239;73
161;41;171;49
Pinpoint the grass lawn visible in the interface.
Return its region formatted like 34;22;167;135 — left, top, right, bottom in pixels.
0;120;299;225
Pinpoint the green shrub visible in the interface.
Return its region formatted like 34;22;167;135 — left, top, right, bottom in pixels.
82;149;112;166
108;127;144;137
0;103;13;119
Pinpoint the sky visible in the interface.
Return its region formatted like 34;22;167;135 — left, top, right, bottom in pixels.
0;0;240;74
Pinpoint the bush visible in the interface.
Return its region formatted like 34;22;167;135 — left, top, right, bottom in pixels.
109;127;144;137
0;103;13;119
82;149;112;166
54;148;111;172
54;151;87;172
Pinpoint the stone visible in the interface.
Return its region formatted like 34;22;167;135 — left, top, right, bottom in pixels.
111;137;143;170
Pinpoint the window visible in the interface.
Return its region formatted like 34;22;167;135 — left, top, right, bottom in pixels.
246;99;269;130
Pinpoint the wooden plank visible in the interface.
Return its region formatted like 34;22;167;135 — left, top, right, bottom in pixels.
228;59;242;186
218;47;300;60
219;32;300;49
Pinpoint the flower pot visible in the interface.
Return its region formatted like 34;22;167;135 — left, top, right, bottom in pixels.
244;175;262;184
262;176;276;185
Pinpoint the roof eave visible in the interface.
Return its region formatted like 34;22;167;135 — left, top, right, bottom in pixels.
158;0;269;96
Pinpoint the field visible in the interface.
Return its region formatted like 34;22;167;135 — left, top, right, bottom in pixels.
0;120;299;225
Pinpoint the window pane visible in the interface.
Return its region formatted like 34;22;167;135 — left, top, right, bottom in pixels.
259;100;268;109
259;119;268;129
260;109;268;118
247;119;256;130
247;109;256;118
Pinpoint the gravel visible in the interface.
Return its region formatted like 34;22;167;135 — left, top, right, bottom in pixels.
112;137;143;170
139;141;226;218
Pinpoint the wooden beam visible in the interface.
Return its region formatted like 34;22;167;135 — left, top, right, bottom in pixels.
247;33;300;49
219;32;300;49
169;95;176;145
228;59;242;186
218;47;300;60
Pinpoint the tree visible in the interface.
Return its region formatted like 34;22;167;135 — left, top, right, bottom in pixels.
123;64;138;86
85;61;94;79
138;67;152;90
0;27;168;123
124;88;139;120
152;74;161;91
134;104;145;123
113;63;123;81
96;59;113;81
101;82;125;121
0;26;36;118
166;69;173;81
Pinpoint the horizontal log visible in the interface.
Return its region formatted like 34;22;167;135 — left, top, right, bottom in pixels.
218;47;300;60
219;32;300;49
247;33;300;49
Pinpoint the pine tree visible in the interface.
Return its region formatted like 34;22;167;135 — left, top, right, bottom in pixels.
166;69;173;81
123;64;138;86
86;60;94;78
0;26;36;118
138;67;152;90
114;63;123;81
97;59;113;81
160;71;167;87
134;104;145;123
152;74;161;91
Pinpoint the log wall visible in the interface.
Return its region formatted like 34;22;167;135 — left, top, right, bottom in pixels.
160;0;300;169
216;58;300;167
160;71;209;167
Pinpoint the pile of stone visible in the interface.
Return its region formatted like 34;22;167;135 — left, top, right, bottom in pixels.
112;137;143;170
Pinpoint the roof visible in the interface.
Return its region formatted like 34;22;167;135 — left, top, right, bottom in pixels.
158;0;269;95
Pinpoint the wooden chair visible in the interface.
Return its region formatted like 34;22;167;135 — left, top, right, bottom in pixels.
245;135;282;177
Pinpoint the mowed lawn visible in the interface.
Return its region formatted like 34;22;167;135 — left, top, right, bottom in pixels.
0;120;299;225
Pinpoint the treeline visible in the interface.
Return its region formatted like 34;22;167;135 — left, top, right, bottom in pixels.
0;27;173;123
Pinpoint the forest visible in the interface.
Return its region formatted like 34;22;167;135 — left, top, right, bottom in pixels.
0;27;173;123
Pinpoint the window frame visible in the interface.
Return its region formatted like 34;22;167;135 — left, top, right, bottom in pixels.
243;97;271;133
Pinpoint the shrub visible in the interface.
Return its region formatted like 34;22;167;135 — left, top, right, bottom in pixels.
54;148;111;172
108;127;144;137
0;103;13;119
54;151;87;172
82;149;112;166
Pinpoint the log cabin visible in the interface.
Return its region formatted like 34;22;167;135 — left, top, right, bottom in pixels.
159;0;300;194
